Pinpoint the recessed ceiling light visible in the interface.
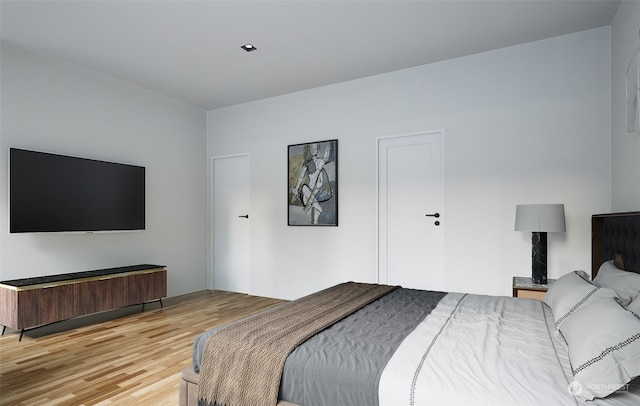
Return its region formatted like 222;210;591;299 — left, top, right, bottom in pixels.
241;44;257;52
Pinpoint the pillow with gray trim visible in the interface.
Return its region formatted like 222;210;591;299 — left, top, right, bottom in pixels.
544;271;618;328
560;297;640;400
593;260;640;303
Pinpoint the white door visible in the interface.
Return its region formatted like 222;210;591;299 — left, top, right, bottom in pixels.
377;131;444;291
212;154;250;294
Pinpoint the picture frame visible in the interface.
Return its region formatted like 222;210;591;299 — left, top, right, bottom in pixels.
288;139;338;226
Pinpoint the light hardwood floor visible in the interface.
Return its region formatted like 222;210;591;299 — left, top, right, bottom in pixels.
0;290;286;405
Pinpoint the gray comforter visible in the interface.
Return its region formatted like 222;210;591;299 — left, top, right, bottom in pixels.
193;287;446;406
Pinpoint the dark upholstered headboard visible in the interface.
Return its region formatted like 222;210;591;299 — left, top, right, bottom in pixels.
592;212;640;278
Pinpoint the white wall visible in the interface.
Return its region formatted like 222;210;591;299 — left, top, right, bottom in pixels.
611;0;640;211
207;28;612;300
0;42;208;297
0;27;615;302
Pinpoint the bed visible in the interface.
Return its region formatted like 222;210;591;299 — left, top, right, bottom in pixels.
179;212;640;406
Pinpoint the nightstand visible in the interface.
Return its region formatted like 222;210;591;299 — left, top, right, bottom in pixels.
512;276;556;301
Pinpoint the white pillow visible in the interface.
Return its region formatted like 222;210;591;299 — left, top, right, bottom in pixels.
628;297;640;316
593;261;640;303
544;271;618;328
560;297;640;400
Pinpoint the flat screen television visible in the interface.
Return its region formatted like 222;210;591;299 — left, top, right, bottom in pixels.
9;148;145;233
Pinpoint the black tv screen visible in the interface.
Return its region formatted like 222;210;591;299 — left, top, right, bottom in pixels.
9;148;145;233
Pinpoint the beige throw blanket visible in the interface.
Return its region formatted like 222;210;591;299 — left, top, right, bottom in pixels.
197;282;397;406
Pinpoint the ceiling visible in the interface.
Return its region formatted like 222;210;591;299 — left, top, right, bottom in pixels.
1;0;622;111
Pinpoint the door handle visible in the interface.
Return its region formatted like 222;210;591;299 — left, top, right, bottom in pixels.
425;213;440;218
238;215;249;219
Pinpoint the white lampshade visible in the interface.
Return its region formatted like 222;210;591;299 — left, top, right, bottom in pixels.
515;204;566;232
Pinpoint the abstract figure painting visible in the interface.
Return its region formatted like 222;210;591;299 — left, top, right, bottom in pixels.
288;139;338;226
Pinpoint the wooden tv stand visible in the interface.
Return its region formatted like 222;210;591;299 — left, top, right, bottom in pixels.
0;264;166;341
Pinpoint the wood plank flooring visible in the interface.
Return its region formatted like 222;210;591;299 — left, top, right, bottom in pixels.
0;290;286;405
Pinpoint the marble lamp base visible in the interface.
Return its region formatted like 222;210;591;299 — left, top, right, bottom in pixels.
531;231;548;284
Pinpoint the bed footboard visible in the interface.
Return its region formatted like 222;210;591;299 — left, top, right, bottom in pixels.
178;366;299;406
179;366;200;406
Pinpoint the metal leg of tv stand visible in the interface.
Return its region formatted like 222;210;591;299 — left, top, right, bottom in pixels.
0;325;21;341
1;326;26;341
10;297;165;340
141;298;163;312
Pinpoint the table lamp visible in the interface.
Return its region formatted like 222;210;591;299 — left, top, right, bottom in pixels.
515;204;566;284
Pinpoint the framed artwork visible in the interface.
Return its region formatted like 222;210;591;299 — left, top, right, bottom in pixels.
288;139;338;226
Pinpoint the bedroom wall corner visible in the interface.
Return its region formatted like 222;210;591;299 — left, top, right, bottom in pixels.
0;41;208;297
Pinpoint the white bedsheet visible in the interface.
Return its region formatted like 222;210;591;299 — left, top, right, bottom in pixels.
378;293;639;406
